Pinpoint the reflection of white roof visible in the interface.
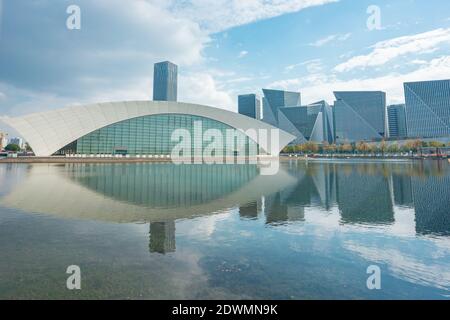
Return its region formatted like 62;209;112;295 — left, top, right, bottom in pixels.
0;101;295;156
0;164;297;223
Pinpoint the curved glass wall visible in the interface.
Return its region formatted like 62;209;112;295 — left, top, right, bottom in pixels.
57;114;259;156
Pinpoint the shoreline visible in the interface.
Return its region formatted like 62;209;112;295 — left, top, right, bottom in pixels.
0;155;448;164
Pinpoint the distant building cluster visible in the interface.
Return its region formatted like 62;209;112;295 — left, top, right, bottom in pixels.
0;133;26;151
2;60;449;156
238;79;450;144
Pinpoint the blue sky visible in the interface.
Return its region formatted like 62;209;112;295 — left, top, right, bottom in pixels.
1;0;450;132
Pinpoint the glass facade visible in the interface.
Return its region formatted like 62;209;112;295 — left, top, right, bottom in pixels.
334;91;386;143
276;101;334;145
58;114;259;156
153;61;178;102
404;80;450;138
387;104;408;138
262;89;301;125
238;94;261;119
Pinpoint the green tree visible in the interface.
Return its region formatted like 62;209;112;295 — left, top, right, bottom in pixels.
340;144;353;154
379;140;387;155
323;143;337;154
356;141;369;154
388;143;399;154
25;142;33;152
5;144;21;152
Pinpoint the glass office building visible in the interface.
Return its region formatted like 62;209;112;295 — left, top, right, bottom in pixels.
334;91;386;143
277;101;334;145
153;61;178;102
387;104;408;139
404;80;450;138
262;89;301;126
238;94;261;119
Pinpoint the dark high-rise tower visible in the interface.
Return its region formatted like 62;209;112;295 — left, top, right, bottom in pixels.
238;94;261;119
153;61;178;102
387;104;408;138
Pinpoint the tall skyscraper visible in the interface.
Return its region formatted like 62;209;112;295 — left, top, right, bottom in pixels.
333;91;386;143
238;94;261;119
387;104;408;139
153;61;178;102
261;89;301;126
404;79;450;138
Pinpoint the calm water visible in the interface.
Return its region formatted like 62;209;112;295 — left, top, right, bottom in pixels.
0;160;449;299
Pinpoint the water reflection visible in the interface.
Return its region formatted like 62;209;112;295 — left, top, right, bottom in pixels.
0;160;449;298
149;221;176;254
0;160;449;245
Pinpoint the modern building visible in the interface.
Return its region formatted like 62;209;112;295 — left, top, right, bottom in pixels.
153;61;178;102
404;79;450;139
8;137;24;149
262;89;301;127
277;101;334;145
0;132;8;150
238;94;261;120
0;101;295;157
333;91;387;143
387;104;408;139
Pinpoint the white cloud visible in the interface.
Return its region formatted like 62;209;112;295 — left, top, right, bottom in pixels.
410;59;428;65
285;59;323;73
344;241;450;290
1;0;341;118
166;0;340;33
335;28;450;72
309;33;351;47
238;50;249;58
270;55;450;105
179;73;234;111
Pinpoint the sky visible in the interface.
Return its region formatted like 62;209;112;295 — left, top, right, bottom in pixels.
1;0;450;133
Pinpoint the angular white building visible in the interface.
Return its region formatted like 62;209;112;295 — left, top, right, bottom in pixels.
1;101;295;157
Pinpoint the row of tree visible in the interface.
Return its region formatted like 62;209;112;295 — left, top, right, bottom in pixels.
282;140;450;155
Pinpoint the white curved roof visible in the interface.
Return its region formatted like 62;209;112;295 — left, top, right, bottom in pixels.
1;101;295;156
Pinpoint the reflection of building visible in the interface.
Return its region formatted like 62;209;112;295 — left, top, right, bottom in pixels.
239;201;259;220
392;174;413;207
2;101;295;157
71;164;260;208
153;61;178;102
265;192;305;224
387;104;408;139
0;163;296;224
412;173;450;236
238;94;261;120
334;91;386;143
309;163;337;210
262;89;301;127
404;80;450;138
149;221;176;254
336;167;394;224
